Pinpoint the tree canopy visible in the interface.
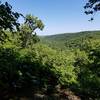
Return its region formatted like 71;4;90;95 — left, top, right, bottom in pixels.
19;14;44;48
0;1;21;42
84;0;100;15
0;1;20;31
0;0;100;99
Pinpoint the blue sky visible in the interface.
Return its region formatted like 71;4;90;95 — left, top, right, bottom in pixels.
2;0;100;35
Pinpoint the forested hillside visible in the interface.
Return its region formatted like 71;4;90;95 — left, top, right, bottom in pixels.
0;0;100;100
1;29;100;99
40;31;100;50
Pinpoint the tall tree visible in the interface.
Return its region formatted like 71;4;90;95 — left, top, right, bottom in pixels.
19;14;44;48
0;1;21;42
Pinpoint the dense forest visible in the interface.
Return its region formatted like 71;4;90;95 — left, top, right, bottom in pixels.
0;0;100;100
40;31;100;50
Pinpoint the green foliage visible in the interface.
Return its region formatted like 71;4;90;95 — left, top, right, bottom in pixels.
0;1;21;42
0;48;20;99
74;40;100;99
0;43;78;99
40;31;100;50
1;2;100;98
19;14;44;48
1;28;100;99
0;1;20;31
32;44;77;86
25;14;44;31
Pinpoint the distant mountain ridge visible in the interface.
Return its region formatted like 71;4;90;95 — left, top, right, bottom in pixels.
40;31;100;49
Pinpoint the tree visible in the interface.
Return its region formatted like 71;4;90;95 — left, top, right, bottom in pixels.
0;1;21;42
25;14;44;31
19;14;44;48
74;40;100;99
84;0;100;20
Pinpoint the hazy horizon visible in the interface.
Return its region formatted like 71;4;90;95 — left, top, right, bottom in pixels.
38;29;100;36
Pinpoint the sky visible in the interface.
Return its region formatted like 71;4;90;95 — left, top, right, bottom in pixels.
2;0;100;35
